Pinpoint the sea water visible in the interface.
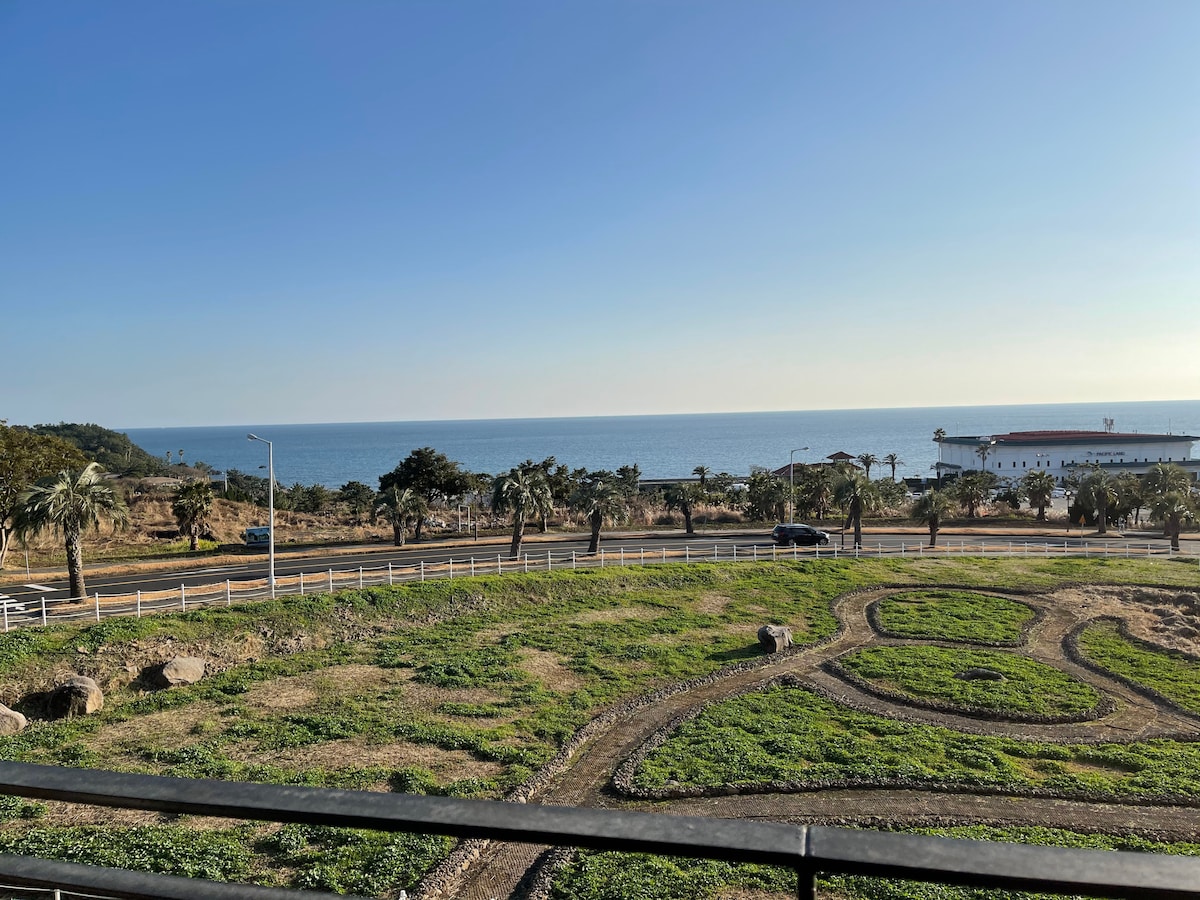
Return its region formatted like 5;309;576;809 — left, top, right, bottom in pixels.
124;399;1200;488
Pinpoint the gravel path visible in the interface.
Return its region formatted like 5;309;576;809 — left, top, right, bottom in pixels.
436;586;1200;900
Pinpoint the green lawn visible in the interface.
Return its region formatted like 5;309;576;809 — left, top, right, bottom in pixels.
833;645;1102;718
632;680;1200;800
552;826;1200;900
1076;620;1200;716
871;590;1036;643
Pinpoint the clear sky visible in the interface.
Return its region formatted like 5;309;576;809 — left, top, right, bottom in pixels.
3;1;1197;428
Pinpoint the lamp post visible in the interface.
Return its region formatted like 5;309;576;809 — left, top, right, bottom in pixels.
247;433;275;596
788;447;809;524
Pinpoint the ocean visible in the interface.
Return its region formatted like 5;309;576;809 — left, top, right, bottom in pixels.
123;400;1200;489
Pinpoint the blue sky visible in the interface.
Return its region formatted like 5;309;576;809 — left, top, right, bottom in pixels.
3;1;1197;428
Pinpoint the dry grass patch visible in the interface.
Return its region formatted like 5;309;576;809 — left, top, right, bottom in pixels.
236;736;506;782
240;665;404;712
1054;587;1200;654
568;606;658;625
694;592;734;615
89;702;224;758
518;648;584;692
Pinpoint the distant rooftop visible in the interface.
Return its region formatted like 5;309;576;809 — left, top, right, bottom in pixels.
941;430;1198;445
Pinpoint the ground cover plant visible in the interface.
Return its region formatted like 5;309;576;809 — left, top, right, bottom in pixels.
552;826;1200;900
0;557;1195;897
871;590;1036;643
832;646;1102;718
1076;619;1200;716
632;681;1200;800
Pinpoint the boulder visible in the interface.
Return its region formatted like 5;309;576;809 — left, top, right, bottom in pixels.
49;675;104;718
757;624;793;653
160;656;206;687
0;704;26;735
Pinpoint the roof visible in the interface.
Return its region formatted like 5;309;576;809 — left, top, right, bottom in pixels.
940;430;1198;446
826;451;856;460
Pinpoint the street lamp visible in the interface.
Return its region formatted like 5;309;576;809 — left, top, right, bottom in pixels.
247;433;275;596
788;447;809;524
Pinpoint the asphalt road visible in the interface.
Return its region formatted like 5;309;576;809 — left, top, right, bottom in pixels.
0;528;1179;612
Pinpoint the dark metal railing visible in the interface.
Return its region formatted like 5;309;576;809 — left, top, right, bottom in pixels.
0;761;1198;900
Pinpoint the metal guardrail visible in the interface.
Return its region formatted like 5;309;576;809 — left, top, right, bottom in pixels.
6;537;1196;632
0;762;1198;900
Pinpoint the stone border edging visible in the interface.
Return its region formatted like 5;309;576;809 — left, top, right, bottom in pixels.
1064;616;1200;723
819;657;1115;725
611;673;1200;808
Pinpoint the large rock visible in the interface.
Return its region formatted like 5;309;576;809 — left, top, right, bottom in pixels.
757;624;793;653
49;675;104;718
0;704;26;735
160;656;206;687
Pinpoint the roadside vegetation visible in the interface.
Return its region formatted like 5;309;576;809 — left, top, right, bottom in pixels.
3;422;1194;577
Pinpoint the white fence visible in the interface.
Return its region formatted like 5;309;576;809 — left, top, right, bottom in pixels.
6;538;1196;633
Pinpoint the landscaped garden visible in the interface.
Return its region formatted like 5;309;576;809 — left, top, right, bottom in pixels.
0;556;1196;898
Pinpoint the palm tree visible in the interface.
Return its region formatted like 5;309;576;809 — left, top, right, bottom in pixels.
952;471;996;519
171;480;214;551
492;464;553;559
833;471;878;550
664;482;703;534
375;485;428;546
1148;490;1196;552
1020;470;1056;521
933;428;946;442
911;489;954;547
1142;463;1192;538
974;441;996;472
800;468;835;521
571;476;627;554
883;453;903;480
856;453;878;480
1078;468;1118;534
14;462;128;600
691;466;710;488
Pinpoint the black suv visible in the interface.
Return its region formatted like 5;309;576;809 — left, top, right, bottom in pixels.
771;523;830;547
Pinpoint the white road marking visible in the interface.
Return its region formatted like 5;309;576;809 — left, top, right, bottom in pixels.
23;584;56;592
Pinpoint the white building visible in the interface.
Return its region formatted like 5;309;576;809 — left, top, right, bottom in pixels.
935;430;1199;484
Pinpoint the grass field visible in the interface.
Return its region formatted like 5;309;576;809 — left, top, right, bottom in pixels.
871;590;1036;643
833;645;1101;717
0;556;1195;896
1077;620;1200;716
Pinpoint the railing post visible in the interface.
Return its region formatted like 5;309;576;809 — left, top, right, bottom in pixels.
714;543;719;560
2;603;8;633
619;548;624;566
498;554;502;574
685;545;689;563
548;550;552;570
299;572;304;595
471;558;476;577
753;544;757;561
180;585;186;611
900;543;904;557
137;590;142;617
732;544;737;561
600;549;605;568
524;554;529;573
329;569;334;591
41;596;47;627
96;592;102;621
359;567;364;589
449;559;454;580
572;550;577;569
420;561;425;582
226;580;231;606
641;547;645;565
662;546;666;563
389;563;394;585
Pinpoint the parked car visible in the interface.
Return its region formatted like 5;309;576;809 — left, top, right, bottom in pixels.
1051;488;1067;499
771;523;830;547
